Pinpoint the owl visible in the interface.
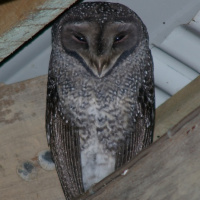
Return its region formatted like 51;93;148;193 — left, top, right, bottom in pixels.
46;2;155;199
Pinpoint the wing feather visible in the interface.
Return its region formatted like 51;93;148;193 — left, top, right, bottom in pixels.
115;54;155;169
46;75;84;199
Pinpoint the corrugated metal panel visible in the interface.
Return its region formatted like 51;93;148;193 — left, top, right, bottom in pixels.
152;46;199;104
154;10;200;106
0;2;200;108
160;25;200;73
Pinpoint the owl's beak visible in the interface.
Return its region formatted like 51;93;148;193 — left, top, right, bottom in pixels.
92;58;107;77
96;62;105;77
89;54;117;78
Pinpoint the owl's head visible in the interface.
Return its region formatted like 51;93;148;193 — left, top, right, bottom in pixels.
54;2;148;78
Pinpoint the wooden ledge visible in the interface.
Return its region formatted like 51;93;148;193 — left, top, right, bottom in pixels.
0;0;78;62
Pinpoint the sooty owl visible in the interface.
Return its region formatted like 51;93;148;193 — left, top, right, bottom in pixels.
46;2;155;199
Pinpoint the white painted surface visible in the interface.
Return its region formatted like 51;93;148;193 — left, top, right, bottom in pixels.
152;47;199;95
155;87;170;108
160;25;200;73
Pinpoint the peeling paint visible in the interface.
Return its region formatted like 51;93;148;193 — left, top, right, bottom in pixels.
0;0;77;62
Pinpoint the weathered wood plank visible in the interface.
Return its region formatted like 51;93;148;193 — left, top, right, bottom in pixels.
0;0;78;62
0;75;199;199
154;75;200;141
0;76;65;200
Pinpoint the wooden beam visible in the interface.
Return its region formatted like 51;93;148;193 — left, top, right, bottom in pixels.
0;75;199;199
0;0;78;62
154;75;200;141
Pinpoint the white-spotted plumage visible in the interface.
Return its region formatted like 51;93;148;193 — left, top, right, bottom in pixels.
46;2;155;200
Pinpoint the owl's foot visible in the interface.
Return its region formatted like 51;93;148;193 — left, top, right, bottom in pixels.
38;150;55;171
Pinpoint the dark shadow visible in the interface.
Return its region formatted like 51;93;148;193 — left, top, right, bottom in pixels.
0;0;16;5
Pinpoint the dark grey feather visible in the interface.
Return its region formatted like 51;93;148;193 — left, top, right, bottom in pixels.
46;2;155;199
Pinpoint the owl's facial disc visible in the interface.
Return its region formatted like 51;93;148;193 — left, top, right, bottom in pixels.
61;22;140;78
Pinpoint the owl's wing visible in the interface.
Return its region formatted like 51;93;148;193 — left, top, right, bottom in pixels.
46;75;84;199
115;56;155;169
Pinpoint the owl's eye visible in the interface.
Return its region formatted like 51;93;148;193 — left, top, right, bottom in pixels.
73;34;87;43
114;34;126;43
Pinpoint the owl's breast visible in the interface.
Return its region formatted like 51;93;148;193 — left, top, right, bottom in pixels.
58;75;136;152
56;67;141;190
